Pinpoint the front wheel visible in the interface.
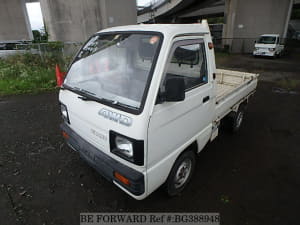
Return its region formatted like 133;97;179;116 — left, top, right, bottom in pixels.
165;151;196;196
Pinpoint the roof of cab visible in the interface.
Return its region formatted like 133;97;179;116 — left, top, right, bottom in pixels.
98;23;210;38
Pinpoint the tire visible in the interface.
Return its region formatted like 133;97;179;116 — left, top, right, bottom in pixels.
223;105;246;133
165;151;196;196
231;106;245;133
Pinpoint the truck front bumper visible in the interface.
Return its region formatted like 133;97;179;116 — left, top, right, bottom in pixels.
253;51;275;57
60;123;145;197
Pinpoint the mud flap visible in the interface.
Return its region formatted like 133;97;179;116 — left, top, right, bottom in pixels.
210;121;220;141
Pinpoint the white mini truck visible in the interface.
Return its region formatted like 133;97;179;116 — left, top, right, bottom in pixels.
253;34;284;57
59;21;258;200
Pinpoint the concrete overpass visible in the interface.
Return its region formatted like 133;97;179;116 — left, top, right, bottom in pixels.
223;0;293;52
0;0;33;42
0;0;296;53
138;0;295;53
138;0;193;23
138;0;225;23
0;0;137;43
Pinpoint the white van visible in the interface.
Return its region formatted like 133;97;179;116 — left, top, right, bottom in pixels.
253;34;284;58
59;21;258;200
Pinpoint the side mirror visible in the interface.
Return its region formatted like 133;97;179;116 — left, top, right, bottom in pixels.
254;40;257;43
165;77;185;102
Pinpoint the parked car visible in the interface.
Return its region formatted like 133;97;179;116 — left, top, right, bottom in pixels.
253;34;284;58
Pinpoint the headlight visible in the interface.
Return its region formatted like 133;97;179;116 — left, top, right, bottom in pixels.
110;131;144;166
255;47;259;51
60;103;70;123
269;48;275;51
115;136;133;158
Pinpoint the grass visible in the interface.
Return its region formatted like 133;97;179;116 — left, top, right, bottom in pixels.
0;53;67;96
275;78;300;91
220;195;230;204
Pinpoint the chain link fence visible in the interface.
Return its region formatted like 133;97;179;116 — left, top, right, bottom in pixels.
1;37;300;62
0;42;84;95
13;42;83;69
212;37;300;55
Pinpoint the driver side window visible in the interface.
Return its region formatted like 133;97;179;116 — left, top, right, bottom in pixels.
163;42;208;92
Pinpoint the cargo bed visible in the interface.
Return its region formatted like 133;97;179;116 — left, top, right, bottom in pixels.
215;69;259;120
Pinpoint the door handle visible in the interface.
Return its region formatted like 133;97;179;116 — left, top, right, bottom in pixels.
203;96;210;103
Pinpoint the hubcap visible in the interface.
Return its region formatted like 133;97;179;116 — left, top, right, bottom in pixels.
236;111;243;128
174;159;192;189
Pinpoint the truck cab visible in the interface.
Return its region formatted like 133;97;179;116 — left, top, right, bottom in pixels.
253;34;284;58
59;21;258;200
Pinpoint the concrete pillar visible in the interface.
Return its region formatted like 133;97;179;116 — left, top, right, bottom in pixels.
0;0;33;42
40;0;137;43
223;0;293;53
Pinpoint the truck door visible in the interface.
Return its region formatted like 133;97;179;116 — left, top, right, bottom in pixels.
146;38;214;192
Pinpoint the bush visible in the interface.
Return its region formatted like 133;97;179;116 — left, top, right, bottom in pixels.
0;53;63;96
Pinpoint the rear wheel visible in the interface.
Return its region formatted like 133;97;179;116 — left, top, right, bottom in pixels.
223;105;246;133
232;108;244;132
165;151;196;196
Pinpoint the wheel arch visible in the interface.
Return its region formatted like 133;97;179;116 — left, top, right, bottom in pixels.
162;140;198;183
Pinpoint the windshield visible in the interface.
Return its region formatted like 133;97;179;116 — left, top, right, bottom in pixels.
64;32;162;112
258;36;276;44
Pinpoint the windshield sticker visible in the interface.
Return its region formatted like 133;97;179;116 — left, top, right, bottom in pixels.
98;109;132;127
149;36;159;44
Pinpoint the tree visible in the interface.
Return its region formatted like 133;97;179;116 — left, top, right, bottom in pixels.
32;30;42;43
32;28;49;43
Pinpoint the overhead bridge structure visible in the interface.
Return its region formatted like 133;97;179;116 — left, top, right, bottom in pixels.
0;0;137;43
138;0;294;53
0;0;296;53
138;0;225;24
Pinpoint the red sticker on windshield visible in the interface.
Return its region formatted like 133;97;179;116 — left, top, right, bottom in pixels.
149;36;159;45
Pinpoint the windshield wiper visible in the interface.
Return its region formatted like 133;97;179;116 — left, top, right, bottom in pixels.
62;84;99;101
76;87;96;96
112;101;139;110
75;89;114;105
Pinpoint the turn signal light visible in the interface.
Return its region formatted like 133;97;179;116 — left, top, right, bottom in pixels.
208;42;214;49
62;131;69;139
114;171;131;186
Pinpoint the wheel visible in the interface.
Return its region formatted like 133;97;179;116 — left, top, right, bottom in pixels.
230;106;245;132
223;105;245;133
232;107;244;132
165;151;196;196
